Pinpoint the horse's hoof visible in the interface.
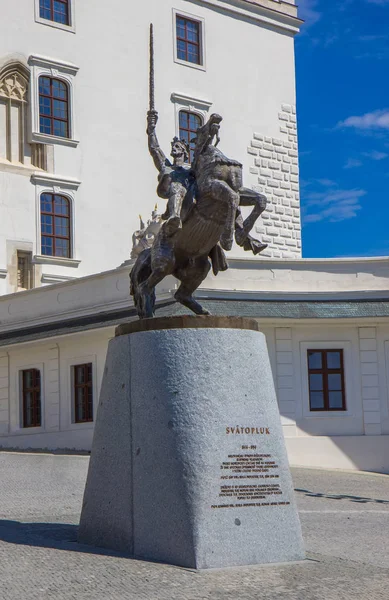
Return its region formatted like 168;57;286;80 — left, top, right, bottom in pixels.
220;237;233;251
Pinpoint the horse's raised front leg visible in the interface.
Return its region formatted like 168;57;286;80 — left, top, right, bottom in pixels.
208;180;240;251
174;256;211;315
235;188;268;255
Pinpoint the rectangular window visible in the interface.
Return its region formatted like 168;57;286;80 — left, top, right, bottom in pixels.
39;0;70;26
307;350;346;411
21;369;41;427
176;15;202;65
17;251;33;290
73;363;93;423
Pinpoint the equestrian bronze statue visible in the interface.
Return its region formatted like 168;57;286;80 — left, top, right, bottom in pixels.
129;26;267;319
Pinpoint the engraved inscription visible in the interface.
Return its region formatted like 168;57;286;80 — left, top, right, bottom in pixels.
211;435;290;510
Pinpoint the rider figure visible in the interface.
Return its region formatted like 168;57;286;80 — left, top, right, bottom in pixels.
147;110;193;236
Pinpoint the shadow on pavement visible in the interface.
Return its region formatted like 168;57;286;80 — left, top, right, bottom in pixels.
0;519;130;558
295;488;389;504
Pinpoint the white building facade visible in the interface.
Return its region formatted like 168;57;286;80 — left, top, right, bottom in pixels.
1;258;389;473
2;1;388;473
0;0;301;296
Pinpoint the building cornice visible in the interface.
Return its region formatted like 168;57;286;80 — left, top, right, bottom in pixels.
4;298;389;348
186;0;302;34
30;172;81;189
28;54;79;75
229;0;298;18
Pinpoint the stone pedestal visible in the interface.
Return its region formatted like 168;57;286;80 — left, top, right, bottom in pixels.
78;316;305;569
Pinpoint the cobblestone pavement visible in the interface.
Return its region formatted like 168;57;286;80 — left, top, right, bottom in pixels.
0;452;388;600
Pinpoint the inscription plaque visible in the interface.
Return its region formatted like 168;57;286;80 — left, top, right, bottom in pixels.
212;435;290;510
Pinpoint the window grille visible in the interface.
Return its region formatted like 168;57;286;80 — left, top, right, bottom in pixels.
73;364;93;423
39;76;69;138
176;16;202;65
22;369;41;428
178;110;202;163
307;350;346;411
40;193;71;258
39;0;70;25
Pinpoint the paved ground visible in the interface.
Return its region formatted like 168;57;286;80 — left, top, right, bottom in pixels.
0;453;388;600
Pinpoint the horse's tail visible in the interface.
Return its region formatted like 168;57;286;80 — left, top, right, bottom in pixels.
129;248;155;318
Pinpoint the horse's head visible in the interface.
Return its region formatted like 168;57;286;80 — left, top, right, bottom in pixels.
192;114;223;164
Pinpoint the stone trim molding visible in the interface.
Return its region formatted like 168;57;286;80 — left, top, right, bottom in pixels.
0;351;10;436
360;327;382;436
28;55;79;146
195;0;302;34
248;103;301;259
41;273;78;284
31;173;81;189
33;256;81;268
275;327;296;435
34;0;76;33
172;8;206;71
299;340;355;419
28;55;79;76
170;92;212;111
11;360;45;434
171;92;212;137
31;174;80;265
115;315;260;336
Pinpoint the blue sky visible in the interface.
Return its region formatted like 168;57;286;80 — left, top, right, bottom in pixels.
295;0;389;257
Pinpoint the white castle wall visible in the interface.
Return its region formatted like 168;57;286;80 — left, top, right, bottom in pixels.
0;0;301;295
247;104;301;258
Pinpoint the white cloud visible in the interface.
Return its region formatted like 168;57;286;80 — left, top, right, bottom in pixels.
344;158;363;169
339;110;389;130
298;0;322;27
363;150;388;160
317;179;337;187
358;34;387;41
303;188;366;223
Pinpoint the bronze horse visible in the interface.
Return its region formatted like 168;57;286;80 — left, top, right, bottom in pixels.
130;114;267;318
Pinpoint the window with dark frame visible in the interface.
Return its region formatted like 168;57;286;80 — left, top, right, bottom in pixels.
176;15;202;65
307;350;346;411
22;369;41;428
73;363;93;423
179;110;203;163
39;76;69;138
39;0;70;26
40;193;71;258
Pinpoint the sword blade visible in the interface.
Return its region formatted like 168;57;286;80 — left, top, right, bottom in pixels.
149;23;155;112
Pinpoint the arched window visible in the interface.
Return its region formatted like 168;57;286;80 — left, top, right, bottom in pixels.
41;193;71;258
39;0;70;26
39;76;69;138
0;62;29;163
179;110;202;163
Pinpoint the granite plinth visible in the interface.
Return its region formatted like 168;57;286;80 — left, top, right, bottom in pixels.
78;317;305;569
